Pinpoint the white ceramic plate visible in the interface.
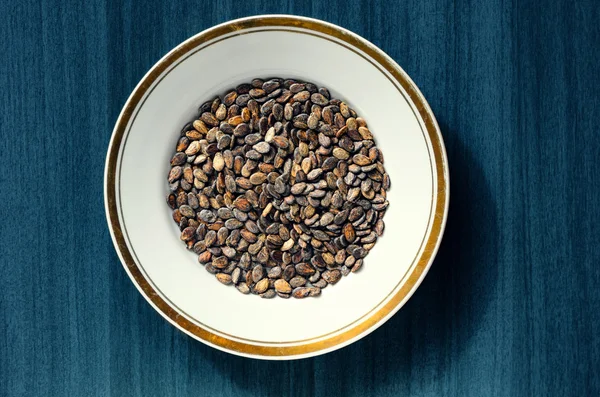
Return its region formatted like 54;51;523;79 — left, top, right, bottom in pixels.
105;15;449;360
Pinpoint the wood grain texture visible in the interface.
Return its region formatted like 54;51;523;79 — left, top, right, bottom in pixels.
1;0;599;395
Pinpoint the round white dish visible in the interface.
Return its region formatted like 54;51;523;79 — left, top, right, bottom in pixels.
104;15;449;359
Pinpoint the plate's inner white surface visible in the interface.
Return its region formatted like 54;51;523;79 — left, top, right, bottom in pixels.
118;30;434;343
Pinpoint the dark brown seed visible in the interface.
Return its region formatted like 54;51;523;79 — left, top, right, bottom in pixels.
168;166;183;183
310;93;329;105
212;256;228;269
295;263;316;276
236;94;250;106
260;99;276;115
260;289;276;299
172;209;183;224
351;259;363;272
167;194;177;209
322;269;341;284
234;197;251;212
268;266;282;279
262;80;280;93
180;226;195;241
199;209;217;223
179;205;195;218
276;89;292;103
272;136;289;149
283;265;295;281
204;230;217;246
240;229;258;243
170;152;186;166
236;283;250;294
309;270;321;283
249;88;266;98
255;246;268;263
204;263;217;274
311;255;327;268
197;248;212;263
272;103;284;120
216;226;228;244
292;287;320;299
353;154;371;166
293;91;310;102
201;112;218;127
236;83;251;94
266;234;283;246
306;168;323;181
352;246;367;259
334;113;345;129
289;276;307;288
223;91;237;106
176;137;190;152
225;219;243;229
245;220;260;233
252;264;265;282
289;83;305;93
348;206;364;222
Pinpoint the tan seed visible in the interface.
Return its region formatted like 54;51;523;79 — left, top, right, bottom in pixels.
185;141;201;156
253;142;271;154
265;127;275;142
358;126;373;140
301;158;312;174
274;279;292;294
253;278;269;294
213;152;224;171
281;238;295;251
186;130;202;140
333;147;349;160
216;273;232;285
193;119;208;133
353;154;371;166
228;115;243;126
249;172;267;185
215;104;227;120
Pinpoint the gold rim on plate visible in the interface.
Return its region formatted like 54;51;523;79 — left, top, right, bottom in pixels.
104;15;449;359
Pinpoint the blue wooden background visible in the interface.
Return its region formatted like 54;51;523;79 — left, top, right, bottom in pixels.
1;0;599;395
